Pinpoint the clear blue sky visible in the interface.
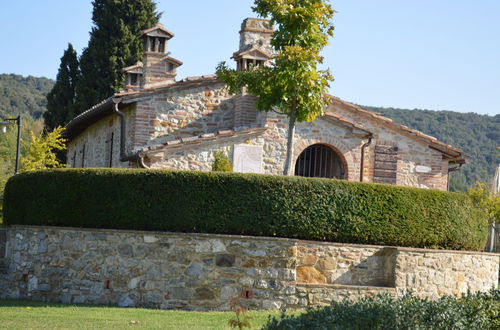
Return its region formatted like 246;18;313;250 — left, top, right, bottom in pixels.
0;0;499;115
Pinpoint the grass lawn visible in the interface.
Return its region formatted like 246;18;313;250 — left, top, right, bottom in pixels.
0;300;282;329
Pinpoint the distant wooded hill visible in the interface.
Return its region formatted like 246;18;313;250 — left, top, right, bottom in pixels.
365;106;500;191
0;74;54;119
1;73;497;191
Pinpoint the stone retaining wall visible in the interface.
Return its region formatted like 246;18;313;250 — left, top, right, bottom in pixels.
0;226;497;311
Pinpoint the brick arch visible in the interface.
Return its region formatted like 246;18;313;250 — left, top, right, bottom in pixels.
292;138;352;180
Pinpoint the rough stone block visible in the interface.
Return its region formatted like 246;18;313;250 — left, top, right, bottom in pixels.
296;266;327;284
216;254;236;267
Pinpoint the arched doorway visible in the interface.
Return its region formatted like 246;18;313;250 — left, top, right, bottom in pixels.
294;144;345;179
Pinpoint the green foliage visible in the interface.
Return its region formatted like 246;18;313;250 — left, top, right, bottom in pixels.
228;297;252;330
0;74;54;120
44;44;80;131
3;169;488;250
468;182;500;224
367;106;500;191
21;127;67;172
217;0;334;174
76;0;160;111
264;290;500;330
0;117;43;196
212;150;233;172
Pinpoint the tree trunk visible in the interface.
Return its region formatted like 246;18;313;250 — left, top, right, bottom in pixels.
283;108;297;175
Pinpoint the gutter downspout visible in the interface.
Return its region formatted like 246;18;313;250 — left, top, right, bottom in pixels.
360;134;373;182
112;97;149;168
447;163;463;191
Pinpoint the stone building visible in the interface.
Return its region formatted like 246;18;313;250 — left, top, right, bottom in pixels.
65;18;465;191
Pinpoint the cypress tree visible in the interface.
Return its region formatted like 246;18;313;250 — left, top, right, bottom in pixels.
44;43;80;131
76;0;160;111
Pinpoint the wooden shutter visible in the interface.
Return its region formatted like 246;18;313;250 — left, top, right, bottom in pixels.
373;145;398;185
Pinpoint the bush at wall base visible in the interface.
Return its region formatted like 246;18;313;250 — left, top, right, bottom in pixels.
264;290;500;330
3;169;488;251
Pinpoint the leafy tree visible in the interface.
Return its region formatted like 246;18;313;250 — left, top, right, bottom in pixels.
44;44;80;131
76;0;161;111
468;182;500;224
217;0;334;175
0;117;42;226
21;126;67;172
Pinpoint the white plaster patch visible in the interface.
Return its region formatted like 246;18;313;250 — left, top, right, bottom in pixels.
415;165;432;173
233;144;263;173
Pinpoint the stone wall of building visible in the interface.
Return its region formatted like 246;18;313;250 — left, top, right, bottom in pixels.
134;81;237;148
0;226;497;310
329;101;450;190
66;104;136;169
259;112;367;179
67;77;453;191
143;112;366;179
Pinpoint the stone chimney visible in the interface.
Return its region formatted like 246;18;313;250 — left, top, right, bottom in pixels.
232;18;274;129
233;18;273;71
140;23;183;89
123;61;143;91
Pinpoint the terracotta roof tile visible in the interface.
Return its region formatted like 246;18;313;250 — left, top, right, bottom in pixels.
145;127;267;153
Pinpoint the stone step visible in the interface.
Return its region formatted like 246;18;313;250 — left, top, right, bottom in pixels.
297;283;397;305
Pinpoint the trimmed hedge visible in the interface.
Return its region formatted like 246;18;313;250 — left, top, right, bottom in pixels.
264;290;500;330
3;169;488;250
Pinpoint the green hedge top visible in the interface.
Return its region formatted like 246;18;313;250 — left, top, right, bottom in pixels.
3;169;488;251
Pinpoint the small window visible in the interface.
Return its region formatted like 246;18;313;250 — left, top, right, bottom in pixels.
130;74;138;85
166;62;175;73
148;37;156;52
106;132;114;168
81;144;86;168
159;38;165;53
295;144;345;179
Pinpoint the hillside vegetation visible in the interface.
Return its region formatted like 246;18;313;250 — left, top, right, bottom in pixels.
0;74;54;119
365;106;500;191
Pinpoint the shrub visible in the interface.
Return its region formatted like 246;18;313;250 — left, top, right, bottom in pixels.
211;150;233;172
264;290;500;330
3;169;488;250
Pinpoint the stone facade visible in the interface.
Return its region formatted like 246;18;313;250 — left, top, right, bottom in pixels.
67;104;135;169
0;226;497;310
65;18;464;191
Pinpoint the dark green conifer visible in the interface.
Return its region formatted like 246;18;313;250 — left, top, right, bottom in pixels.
75;0;160;111
44;43;80;131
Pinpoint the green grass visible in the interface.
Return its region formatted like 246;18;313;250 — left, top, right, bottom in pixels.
0;300;281;329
